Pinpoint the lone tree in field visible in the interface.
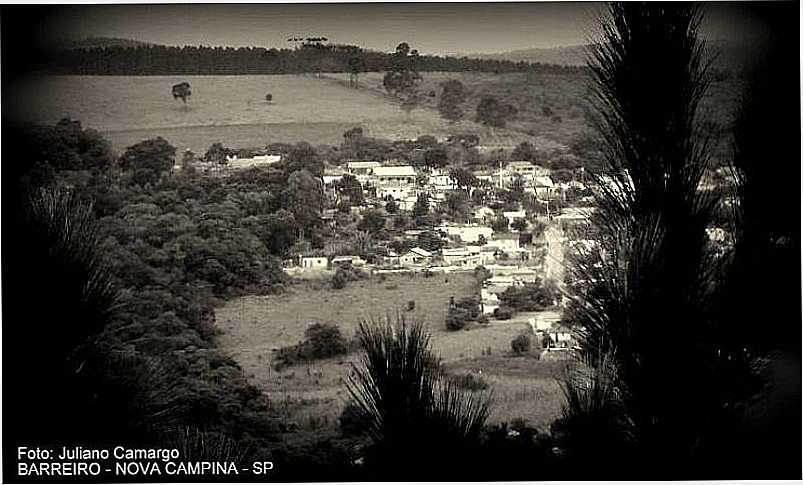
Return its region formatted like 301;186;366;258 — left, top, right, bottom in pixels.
438;79;468;122
348;55;366;88
171;82;191;103
265;93;273;103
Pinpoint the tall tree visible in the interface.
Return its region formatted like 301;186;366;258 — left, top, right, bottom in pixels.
560;3;726;475
438;79;467;122
119;137;176;186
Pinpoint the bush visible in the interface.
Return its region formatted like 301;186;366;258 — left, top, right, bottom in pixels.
477;314;489;325
332;270;349;289
446;307;471;331
407;300;416;311
450;372;489;392
511;334;531;355
275;322;349;368
494;307;514;320
499;280;556;312
339;402;367;436
332;266;366;290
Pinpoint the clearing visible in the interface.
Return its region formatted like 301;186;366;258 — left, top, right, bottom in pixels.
216;271;567;436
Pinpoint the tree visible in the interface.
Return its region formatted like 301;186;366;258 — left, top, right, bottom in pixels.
204;142;230;165
476;96;518;128
348;55;366;88
561;3;726;474
412;192;430;220
171;82;191;103
265;93;273;103
335;173;364;206
438;79;467;122
385;197;399;214
120;137;176;186
285;169;323;239
346;316;491;475
511;218;528;232
511;141;537;161
449;167;477;192
511;334;531;355
491;215;509;233
284;142;323;178
423;146;449;170
383;42;423;116
357;208;386;234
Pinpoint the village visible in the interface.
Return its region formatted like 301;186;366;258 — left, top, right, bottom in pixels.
182;137;737;359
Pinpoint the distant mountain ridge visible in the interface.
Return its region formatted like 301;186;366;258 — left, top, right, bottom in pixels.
471;39;755;71
62;36;154;50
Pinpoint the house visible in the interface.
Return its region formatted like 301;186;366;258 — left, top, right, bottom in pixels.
488;233;521;253
226;154;282;170
532;176;555;199
331;255;366;269
374;166;418;202
502;210;527;228
399;247;432;266
474;206;495;222
300;256;328;269
441;247;481;267
346;161;381;175
436;223;493;244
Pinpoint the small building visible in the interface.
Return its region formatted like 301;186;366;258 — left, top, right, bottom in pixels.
300;256;328;269
373;166;417;185
399;247;433;266
502;210;527;228
437;223;493;244
331;255;366;269
226;154;282;170
441;247;481;267
489;233;521;253
346;161;382;174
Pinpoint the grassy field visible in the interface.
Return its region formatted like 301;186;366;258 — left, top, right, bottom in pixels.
7;73;532;153
216;272;568;436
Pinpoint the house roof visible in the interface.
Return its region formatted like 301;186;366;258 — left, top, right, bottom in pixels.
347;161;381;169
373;166;416;177
409;247;432;257
534;176;555;187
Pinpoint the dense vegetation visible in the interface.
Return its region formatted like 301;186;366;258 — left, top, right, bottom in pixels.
45;42;583;76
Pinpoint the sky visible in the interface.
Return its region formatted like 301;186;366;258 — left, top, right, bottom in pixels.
42;2;767;56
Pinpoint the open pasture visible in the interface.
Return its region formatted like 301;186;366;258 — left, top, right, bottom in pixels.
216;272;567;435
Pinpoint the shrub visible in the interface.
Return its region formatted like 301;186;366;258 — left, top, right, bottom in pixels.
477;314;489;325
499;280;557;312
450;372;489;392
339;402;367;436
407;300;416;311
332;266;366;290
494;307;514;320
275;322;349;368
511;334;531;355
332;270;349;289
446;307;471;331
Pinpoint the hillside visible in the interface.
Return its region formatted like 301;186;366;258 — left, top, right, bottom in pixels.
62;36;153;50
472;39;756;72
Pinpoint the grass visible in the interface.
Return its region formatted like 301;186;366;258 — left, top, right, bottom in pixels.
216;272;568;436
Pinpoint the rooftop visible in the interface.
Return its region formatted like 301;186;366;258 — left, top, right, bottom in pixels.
373;166;417;177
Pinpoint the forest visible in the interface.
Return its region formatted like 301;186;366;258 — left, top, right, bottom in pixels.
42;42;584;76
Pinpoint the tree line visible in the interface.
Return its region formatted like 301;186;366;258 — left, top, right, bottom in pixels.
44;42;584;76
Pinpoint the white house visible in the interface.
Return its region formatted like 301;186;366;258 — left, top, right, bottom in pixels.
300;256;328;269
399;247;432;266
374;166;418;202
441;247;481;267
226;154;282;170
436;223;493;244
